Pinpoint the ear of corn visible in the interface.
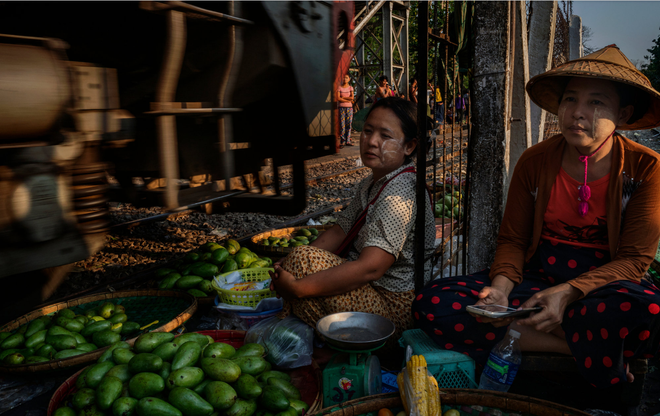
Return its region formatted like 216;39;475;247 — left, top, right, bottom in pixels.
427;375;440;415
398;355;441;416
397;371;410;414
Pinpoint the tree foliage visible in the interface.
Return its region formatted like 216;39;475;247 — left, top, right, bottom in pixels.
641;27;660;92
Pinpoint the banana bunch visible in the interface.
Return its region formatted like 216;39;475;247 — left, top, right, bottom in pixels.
396;355;440;416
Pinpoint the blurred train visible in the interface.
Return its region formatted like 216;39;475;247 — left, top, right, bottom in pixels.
0;1;354;314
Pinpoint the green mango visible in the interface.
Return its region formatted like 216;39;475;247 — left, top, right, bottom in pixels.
293;236;308;242
81;320;112;338
113;347;136;364
48;325;72;337
100;302;116;319
134;332;175;353
166;367;205;390
267;378;301;400
201;242;219;253
87;360;116;388
156;268;177;278
234;343;265;358
73;387;97;410
172;341;202;371
260;258;273;267
176;276;204;290
36;344;56;360
153;341;183;362
187;289;207;298
129;372;166;399
221;259;238;273
231;356;267;376
97;375;124;410
258;386;290;413
308;228;318;236
261;239;270;246
122;322;141;336
113;397;138;416
3;353;25;365
159;273;182;290
84;308;99;318
203;342;235;359
0;332;10;342
54;348;88;359
225;240;240;255
72;333;87;345
200;253;212;262
129;353;163;373
225;399;258;416
98;341;131;363
136;397;182;416
308;235;317;242
0;333;25;350
190;263;218;278
76;343;98;353
17;347;35;358
234;374;262;400
210;248;229;266
249;260;269;269
298;229;312;237
64;320;84;333
59;308;77;319
177;333;211;348
267;237;280;243
204;381;237;410
256;371;291;384
17;325;28;335
76;366;92;389
93;329;121;348
79;405;106;416
263;361;272;372
106;364;133;383
234;253;252;269
0;349;19;361
254;411;275;416
109;313;128;324
159;362;172;381
48;334;78;351
200;357;241;383
168;387;214;416
25;330;47;349
197;281;213;295
273;408;297;416
184;252;200;263
25;355;49;364
192;379;211;396
25;319;46;338
54;407;77;416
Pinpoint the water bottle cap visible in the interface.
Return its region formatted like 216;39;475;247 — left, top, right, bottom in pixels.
509;329;521;339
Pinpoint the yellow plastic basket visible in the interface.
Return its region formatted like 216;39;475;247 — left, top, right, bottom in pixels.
211;268;276;307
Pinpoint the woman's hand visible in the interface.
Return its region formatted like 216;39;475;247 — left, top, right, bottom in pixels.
269;265;300;301
471;286;514;327
516;283;581;333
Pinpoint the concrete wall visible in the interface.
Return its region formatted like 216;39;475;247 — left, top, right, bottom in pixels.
570;15;583;60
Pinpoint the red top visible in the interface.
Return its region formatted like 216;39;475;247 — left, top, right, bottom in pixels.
541;168;610;250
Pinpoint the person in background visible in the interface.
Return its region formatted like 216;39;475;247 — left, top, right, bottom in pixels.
462;90;469;123
375;75;391;104
435;84;444;125
337;74;355;147
455;92;465;124
409;78;419;104
412;45;660;389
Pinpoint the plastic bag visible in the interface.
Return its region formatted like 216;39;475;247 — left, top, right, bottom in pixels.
396;352;441;416
245;316;314;369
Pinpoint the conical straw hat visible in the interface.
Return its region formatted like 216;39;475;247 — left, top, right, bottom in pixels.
526;44;660;130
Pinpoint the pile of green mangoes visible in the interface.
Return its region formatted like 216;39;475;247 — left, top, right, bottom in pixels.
434;192;463;219
156;240;273;298
53;331;308;416
0;302;140;365
261;229;318;248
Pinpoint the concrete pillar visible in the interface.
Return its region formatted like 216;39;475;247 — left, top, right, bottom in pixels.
528;1;557;145
508;0;532;188
467;1;511;272
570;15;583;60
382;2;393;84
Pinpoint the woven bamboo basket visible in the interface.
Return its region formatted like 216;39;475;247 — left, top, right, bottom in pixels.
249;224;335;255
0;290;196;374
312;390;590;416
47;330;323;416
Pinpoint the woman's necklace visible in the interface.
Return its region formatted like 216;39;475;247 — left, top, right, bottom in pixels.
577;130;615;217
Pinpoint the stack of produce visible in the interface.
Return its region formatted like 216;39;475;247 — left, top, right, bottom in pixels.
434;192;462;220
0;302;140;365
156;240;273;298
261;229;318;248
53;332;309;416
396;355;440;416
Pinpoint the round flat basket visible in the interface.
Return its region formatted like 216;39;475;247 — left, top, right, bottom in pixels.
249;225;335;255
312;390;590;416
0;290;196;374
47;330;322;416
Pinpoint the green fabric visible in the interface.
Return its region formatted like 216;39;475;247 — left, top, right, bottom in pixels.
352;107;371;132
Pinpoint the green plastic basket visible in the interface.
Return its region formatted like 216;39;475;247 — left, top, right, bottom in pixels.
211;268;276;307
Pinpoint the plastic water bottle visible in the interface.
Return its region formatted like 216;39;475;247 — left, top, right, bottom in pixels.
478;329;521;392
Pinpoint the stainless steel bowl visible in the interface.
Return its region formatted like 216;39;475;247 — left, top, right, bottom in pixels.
316;312;395;350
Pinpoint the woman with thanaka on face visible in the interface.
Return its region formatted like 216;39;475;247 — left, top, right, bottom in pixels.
413;45;660;388
337;74;355;147
270;97;435;343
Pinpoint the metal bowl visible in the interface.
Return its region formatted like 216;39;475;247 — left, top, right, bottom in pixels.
316;312;395;350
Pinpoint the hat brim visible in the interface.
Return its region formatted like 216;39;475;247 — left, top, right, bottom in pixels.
526;61;660;131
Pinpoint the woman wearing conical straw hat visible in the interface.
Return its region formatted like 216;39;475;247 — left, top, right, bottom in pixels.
413;45;660;388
